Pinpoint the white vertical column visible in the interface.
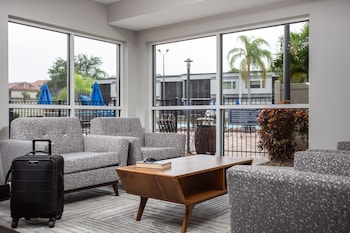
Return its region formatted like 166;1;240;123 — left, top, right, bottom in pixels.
69;34;75;116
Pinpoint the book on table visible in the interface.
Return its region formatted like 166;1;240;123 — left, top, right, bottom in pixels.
136;160;172;169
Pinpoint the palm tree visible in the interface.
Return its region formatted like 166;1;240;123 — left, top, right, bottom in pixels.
57;73;94;101
227;35;271;103
271;22;309;83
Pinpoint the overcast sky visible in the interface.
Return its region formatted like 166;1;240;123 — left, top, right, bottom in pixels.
8;21;305;83
8;23;117;83
156;22;305;75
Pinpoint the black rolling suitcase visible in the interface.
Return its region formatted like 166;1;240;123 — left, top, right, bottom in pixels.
7;139;64;228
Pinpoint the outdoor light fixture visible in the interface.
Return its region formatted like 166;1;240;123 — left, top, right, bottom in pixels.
184;58;193;154
157;49;169;101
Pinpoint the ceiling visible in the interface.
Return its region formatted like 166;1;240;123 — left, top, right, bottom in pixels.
91;0;314;31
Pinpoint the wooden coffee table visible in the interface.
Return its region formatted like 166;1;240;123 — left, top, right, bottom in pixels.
116;155;252;233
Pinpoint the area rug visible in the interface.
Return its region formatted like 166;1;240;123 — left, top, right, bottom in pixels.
0;225;20;233
0;186;230;233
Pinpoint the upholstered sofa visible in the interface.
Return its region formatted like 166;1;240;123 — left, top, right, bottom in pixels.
226;150;350;233
0;117;129;195
90;117;186;164
337;141;350;150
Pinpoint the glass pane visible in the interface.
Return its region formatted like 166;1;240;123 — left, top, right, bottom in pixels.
154;36;216;108
74;36;119;106
8;22;68;105
222;21;309;105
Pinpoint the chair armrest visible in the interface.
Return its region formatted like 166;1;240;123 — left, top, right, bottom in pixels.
83;135;129;167
0;139;32;178
112;136;142;165
226;166;350;233
337;141;350;150
144;133;186;149
294;151;350;177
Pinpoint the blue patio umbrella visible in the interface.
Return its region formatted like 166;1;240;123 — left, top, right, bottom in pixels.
90;82;115;117
37;83;53;104
90;82;104;106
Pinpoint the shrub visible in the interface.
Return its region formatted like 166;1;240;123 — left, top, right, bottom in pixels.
257;100;309;161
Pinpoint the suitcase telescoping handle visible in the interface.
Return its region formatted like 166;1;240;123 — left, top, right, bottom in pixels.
31;139;52;155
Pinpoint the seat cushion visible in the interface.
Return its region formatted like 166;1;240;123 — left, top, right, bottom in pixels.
63;152;120;174
141;147;180;160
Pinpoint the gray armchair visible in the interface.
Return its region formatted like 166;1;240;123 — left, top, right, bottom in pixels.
0;117;129;195
90;117;186;164
337;141;350;150
226;150;350;233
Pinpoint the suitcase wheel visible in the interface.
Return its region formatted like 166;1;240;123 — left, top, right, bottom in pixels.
57;214;62;220
11;218;19;228
48;217;56;228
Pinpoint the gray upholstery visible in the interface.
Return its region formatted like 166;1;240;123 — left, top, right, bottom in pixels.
0;117;129;193
295;150;350;176
226;150;350;233
90;117;186;164
337;141;350;150
10;117;84;155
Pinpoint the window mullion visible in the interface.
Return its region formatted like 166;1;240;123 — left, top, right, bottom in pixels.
69;34;75;116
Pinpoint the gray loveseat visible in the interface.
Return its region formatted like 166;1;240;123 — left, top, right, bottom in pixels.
0;117;129;195
90;117;186;164
226;150;350;233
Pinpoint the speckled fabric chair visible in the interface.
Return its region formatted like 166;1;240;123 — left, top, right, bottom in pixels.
226;151;350;233
297;150;350;176
90;117;186;164
0;117;129;195
337;141;350;150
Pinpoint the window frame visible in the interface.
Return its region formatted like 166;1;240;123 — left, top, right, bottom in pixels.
8;19;122;114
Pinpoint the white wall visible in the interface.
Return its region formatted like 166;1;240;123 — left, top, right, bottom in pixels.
309;0;350;149
0;1;9;140
136;0;350;149
0;0;138;140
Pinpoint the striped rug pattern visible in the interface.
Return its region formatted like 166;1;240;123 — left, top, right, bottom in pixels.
0;186;230;233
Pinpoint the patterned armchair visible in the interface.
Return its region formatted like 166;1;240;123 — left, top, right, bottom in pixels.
0;117;129;195
226;150;350;233
90;117;186;164
337;141;350;150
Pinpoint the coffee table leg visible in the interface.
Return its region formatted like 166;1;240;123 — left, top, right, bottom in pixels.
136;196;148;221
182;204;195;233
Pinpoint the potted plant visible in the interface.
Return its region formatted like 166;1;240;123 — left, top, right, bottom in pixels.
257;100;309;162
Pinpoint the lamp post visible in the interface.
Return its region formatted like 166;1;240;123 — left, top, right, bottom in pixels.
157;49;169;102
184;58;193;154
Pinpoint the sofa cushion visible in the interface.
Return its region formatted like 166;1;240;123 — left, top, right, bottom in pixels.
90;117;145;146
63;152;120;174
10;117;84;155
141;147;180;160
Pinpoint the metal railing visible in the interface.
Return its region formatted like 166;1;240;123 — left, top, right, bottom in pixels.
153;109;268;158
8;103;308;159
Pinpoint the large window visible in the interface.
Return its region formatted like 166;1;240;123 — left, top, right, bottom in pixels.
9;22;68;104
154;36;216;107
222;22;309;105
74;36;119;106
8;22;121;131
8;21;120;108
152;21;309;156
